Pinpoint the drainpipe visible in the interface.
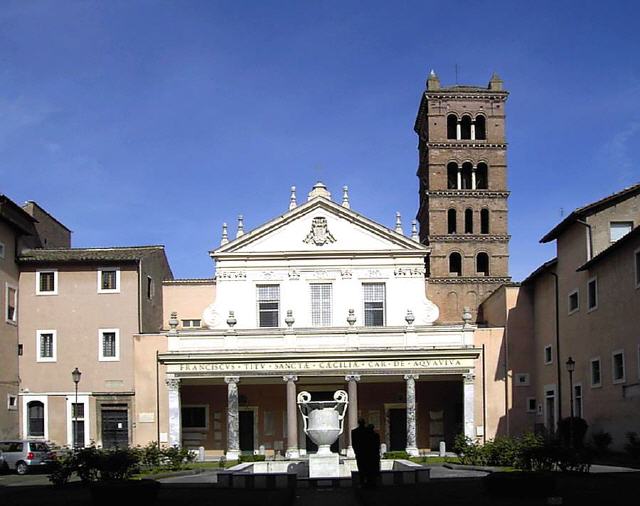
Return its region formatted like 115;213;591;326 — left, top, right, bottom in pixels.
576;220;593;260
549;271;562;424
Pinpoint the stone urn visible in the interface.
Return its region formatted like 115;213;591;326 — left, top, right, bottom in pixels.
297;390;348;455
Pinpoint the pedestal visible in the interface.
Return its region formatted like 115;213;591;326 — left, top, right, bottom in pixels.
308;452;340;478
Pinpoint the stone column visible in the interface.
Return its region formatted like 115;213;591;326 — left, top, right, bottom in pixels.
457;168;462;190
166;377;181;447
283;375;299;459
456;121;461;140
345;374;360;458
471;120;476;140
463;373;475;440
225;376;240;460
404;374;419;456
471;165;477;190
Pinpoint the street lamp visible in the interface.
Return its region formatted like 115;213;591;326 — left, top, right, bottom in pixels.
72;368;82;448
565;357;575;448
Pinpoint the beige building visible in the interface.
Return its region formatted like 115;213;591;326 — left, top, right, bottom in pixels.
3;73;638;457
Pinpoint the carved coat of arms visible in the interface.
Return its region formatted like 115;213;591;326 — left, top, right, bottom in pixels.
303;216;336;246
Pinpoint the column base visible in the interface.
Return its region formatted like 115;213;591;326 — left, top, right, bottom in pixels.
405;446;419;457
285;448;300;459
226;449;240;461
346;446;355;459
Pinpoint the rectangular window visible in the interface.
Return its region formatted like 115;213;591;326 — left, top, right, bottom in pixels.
181;406;208;429
591;358;601;387
146;276;154;300
526;397;536;413
257;285;279;327
7;394;17;410
99;329;120;361
36;270;57;295
36;330;56;362
6;284;17;323
544;345;553;365
515;373;530;386
574;384;583;418
363;283;385;326
71;403;85;447
610;221;633;242
568;290;579;314
587;277;598;311
310;283;332;327
182;319;202;328
612;350;625;383
98;268;120;293
544;387;556;431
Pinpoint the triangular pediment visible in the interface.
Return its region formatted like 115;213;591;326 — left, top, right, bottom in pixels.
213;197;427;258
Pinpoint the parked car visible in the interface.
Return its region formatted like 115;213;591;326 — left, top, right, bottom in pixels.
0;440;54;475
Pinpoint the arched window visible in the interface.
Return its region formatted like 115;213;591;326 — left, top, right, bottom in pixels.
447;163;459;189
476;163;488;189
449;252;462;276
28;401;44;437
461;162;473;189
465;209;474;234
447;115;458;140
476;253;489;276
448;209;457;234
481;209;490;234
475;115;486;140
460;115;472;140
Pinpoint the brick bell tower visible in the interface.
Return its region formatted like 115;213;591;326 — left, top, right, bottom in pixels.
414;71;511;323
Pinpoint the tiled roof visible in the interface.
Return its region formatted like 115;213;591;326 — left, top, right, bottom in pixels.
18;245;166;263
540;183;640;243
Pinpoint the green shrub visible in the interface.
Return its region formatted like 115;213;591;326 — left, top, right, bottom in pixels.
162;445;196;470
239;454;266;462
591;431;612;455
140;441;163;468
625;432;640;459
97;447;141;481
557;417;589;448
453;434;487;466
382;451;410;459
48;453;76;487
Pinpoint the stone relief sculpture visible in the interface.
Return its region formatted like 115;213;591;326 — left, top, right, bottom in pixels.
303;216;336;246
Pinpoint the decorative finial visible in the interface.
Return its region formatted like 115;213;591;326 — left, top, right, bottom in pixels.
226;310;237;328
462;307;472;327
342;186;350;209
405;309;415;328
308;181;331;201
395;212;403;235
169;311;179;333
289;186;297;210
411;220;419;241
236;215;244;238
285;310;295;329
220;223;229;245
347;309;356;326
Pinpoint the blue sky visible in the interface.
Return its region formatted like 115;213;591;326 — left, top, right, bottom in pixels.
1;0;638;280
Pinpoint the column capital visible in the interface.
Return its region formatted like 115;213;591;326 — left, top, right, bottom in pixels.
463;372;475;384
283;374;298;383
165;377;180;390
404;374;420;381
225;376;240;384
345;374;361;382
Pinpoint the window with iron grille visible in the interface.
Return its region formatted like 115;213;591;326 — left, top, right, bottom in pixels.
257;285;279;327
101;270;118;290
40;333;54;359
102;332;117;358
363;283;385;326
311;283;332;326
39;272;56;292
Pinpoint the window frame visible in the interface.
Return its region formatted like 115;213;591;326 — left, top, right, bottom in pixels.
515;373;530;386
66;395;90;447
256;284;280;328
526;397;537;413
573;383;583;419
36;269;58;296
362;282;386;327
612;349;626;384
587;276;598;312
5;283;17;324
544;345;553;365
310;282;333;327
590;357;602;388
98;328;120;362
609;221;633;243
568;289;579;315
146;276;154;300
97;267;121;294
7;394;18;411
36;329;57;363
22;395;48;440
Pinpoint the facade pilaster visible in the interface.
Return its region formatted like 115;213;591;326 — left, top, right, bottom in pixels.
225;376;240;460
283;374;299;459
463;372;475;440
404;374;419;456
166;376;181;447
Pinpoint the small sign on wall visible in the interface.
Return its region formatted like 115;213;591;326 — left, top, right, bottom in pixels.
138;412;155;423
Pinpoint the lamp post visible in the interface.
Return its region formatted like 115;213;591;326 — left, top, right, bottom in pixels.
72;368;82;448
565;357;575;448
